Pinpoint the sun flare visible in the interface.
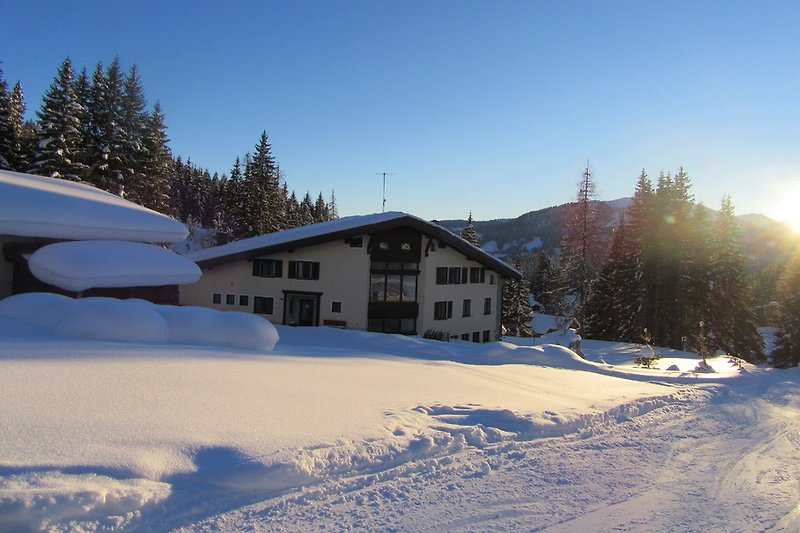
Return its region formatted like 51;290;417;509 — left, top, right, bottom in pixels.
774;185;800;233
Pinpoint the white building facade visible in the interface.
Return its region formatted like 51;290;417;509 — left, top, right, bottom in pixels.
180;212;520;341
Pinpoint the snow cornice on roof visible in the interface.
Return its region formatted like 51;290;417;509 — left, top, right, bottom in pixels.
0;170;188;243
187;211;521;279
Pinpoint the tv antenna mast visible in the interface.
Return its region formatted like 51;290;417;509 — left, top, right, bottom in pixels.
377;171;395;212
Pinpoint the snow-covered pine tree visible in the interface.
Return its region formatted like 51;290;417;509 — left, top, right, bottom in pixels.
501;264;533;337
119;64;149;204
773;250;800;367
9;82;32;172
247;131;282;235
300;191;315;226
85;59;127;194
313;192;329;222
30;58;86;181
706;196;764;362
529;251;559;314
286;190;302;229
460;212;480;246
0;70;14;170
138;101;172;213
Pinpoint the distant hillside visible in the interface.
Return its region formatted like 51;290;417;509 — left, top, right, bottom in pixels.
441;199;799;272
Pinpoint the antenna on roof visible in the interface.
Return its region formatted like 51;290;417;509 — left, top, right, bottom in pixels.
376;171;395;212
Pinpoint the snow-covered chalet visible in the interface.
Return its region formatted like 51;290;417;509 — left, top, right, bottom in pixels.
180;212;521;341
0;170;194;303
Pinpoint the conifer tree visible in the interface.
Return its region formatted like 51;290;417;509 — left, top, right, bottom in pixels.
529;251;558;314
502;263;533;337
85;58;127;194
328;190;339;220
300;191;315;226
9;82;32;172
557;165;604;323
286;190;302;228
460;212;480;246
138;101;172;213
706;196;764;362
773;250;800;367
247;131;281;235
119;64;149;202
313;192;329;222
30;58;85;180
0;69;14;170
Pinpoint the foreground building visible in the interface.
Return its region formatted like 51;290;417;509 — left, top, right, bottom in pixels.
181;212;520;341
0;170;192;302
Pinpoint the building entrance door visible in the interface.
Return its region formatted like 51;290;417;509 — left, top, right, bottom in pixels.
283;291;321;326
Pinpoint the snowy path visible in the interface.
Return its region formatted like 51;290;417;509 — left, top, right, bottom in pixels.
177;376;799;532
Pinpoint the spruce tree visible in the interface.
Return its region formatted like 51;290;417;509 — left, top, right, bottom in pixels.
9;82;31;172
86;59;127;194
138;101;172;213
0;69;13;170
328;190;339;219
247;131;281;235
119;64;149;203
529;251;558;314
706;196;764;362
773;250;800;367
313;192;329;222
31;58;86;180
502;263;533;337
300;191;315;226
557;165;604;323
460;212;480;246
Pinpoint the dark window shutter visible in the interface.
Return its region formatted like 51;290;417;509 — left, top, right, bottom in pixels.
288;260;297;279
252;259;260;277
275;260;283;278
462;267;468;283
480;268;486;283
312;262;320;280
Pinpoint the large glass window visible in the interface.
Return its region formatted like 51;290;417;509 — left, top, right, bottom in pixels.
370;266;417;303
254;296;274;315
253;259;283;278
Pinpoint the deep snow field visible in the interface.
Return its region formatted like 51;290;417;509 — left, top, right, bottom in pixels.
0;302;798;532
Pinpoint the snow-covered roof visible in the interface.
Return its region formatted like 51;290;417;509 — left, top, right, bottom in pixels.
28;241;202;292
0;170;188;243
186;211;521;279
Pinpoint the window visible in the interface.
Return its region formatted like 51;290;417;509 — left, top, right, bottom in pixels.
461;333;470;341
288;260;320;280
239;295;249;307
212;293;221;304
462;299;471;317
253;258;283;278
225;294;235;305
472;331;480;343
484;297;492;315
345;237;363;247
331;301;342;313
370;264;417;303
253;296;274;315
436;267;448;285
483;330;491;343
448;267;461;284
434;301;453;320
470;267;486;284
369;317;416;335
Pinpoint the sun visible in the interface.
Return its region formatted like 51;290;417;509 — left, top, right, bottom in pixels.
773;185;800;233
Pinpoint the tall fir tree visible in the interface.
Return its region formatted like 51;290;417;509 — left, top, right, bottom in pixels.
9;82;32;172
246;131;282;235
86;58;127;194
557;164;604;323
138;101;172;213
119;64;149;202
773;250;800;368
460;212;480;246
328;190;339;220
313;192;329;223
529;251;558;314
30;58;86;180
502;262;533;337
0;69;14;170
706;196;764;362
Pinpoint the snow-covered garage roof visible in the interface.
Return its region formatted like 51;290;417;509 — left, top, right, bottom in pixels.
0;170;188;243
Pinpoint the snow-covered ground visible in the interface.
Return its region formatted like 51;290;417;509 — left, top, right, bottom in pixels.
0;307;797;532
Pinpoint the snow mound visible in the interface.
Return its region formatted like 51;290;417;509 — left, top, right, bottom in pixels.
0;293;278;351
0;472;170;532
157;305;279;351
28;240;202;291
53;297;170;343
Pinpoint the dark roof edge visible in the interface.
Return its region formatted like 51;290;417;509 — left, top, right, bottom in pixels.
196;215;521;279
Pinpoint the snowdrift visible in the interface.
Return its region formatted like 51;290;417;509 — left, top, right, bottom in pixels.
0;293;278;351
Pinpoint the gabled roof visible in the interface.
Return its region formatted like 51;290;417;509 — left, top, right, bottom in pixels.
186;211;521;279
0;170;188;243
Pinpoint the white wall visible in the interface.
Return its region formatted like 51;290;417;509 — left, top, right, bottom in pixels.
418;243;502;340
180;238;371;329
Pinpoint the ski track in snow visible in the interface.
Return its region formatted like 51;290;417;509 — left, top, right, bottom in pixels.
128;376;800;532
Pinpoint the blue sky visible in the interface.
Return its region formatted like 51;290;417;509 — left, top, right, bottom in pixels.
3;1;799;222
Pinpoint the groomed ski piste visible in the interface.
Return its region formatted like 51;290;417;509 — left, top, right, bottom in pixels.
0;295;797;532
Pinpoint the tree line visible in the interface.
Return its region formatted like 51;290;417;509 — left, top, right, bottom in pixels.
502;167;800;366
0;58;338;244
